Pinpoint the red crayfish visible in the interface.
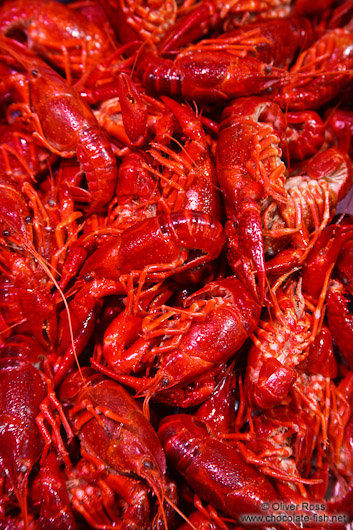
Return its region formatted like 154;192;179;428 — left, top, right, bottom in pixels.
0;1;353;528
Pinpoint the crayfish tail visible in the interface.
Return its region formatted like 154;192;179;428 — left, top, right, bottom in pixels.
225;209;266;303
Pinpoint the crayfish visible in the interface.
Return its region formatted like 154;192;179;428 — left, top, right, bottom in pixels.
1;0;353;529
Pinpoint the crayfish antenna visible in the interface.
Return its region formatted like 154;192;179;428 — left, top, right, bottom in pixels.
22;242;85;387
14;481;29;530
141;373;165;421
152;485;168;530
164;494;198;530
143;392;151;422
139;457;169;530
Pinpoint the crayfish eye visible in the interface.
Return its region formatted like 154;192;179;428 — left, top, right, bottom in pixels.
161;376;170;387
143;459;155;470
31;69;39;77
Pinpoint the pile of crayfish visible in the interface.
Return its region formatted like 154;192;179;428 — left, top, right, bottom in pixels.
4;0;353;528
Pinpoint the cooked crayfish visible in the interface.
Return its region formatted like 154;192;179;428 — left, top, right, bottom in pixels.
1;1;353;528
0;37;118;212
